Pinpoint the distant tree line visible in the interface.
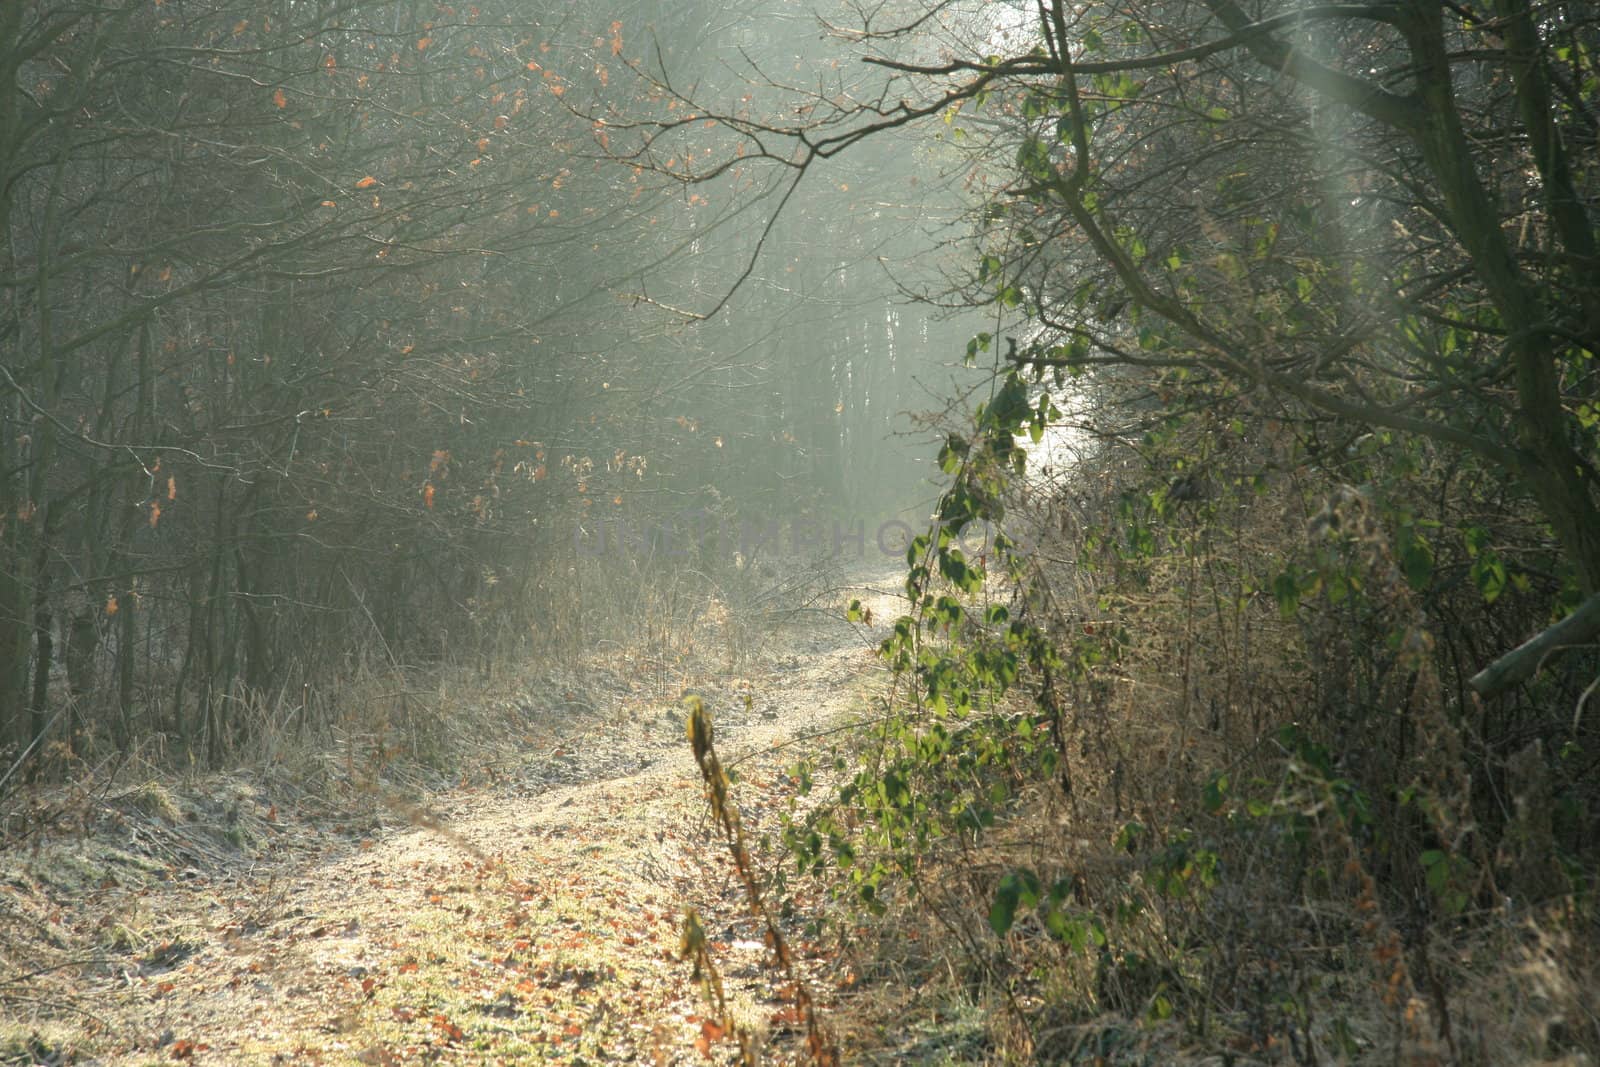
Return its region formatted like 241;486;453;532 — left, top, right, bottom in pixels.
0;0;971;775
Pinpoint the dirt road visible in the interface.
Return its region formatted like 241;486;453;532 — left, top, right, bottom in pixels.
2;565;905;1065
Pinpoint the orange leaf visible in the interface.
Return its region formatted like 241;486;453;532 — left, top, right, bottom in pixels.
105;595;119;616
423;483;436;509
695;1018;726;1058
273;88;287;109
417;36;433;50
770;1004;806;1026
355;175;378;189
610;20;624;55
323;54;336;70
148;501;161;528
167;475;177;501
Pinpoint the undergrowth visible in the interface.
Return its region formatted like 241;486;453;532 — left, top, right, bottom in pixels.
726;371;1600;1065
0;546;805;1062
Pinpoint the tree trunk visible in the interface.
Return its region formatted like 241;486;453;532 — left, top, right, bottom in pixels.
28;557;53;754
1400;2;1600;593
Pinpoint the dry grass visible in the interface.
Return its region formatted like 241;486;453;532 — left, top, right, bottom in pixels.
0;551;893;1064
781;416;1600;1065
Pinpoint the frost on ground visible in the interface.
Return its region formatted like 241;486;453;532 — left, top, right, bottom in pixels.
0;561;907;1065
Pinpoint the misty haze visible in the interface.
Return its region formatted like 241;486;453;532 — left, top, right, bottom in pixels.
2;1;1597;1063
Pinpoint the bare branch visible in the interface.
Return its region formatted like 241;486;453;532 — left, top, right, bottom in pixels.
1470;592;1600;696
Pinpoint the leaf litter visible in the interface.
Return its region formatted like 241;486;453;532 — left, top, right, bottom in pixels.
1;561;906;1065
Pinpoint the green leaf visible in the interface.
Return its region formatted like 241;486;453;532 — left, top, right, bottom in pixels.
989;870;1040;936
1272;571;1301;618
964;332;992;367
1399;529;1433;589
938;434;969;474
1015;137;1053;181
989;887;1018;936
1471;552;1507;604
988;373;1032;429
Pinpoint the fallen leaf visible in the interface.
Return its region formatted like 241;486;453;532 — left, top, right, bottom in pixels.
695;1018;726;1058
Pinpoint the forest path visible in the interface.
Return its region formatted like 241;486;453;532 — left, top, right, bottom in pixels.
29;563;905;1065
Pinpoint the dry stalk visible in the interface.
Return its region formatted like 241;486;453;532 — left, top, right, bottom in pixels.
682;693;841;1067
